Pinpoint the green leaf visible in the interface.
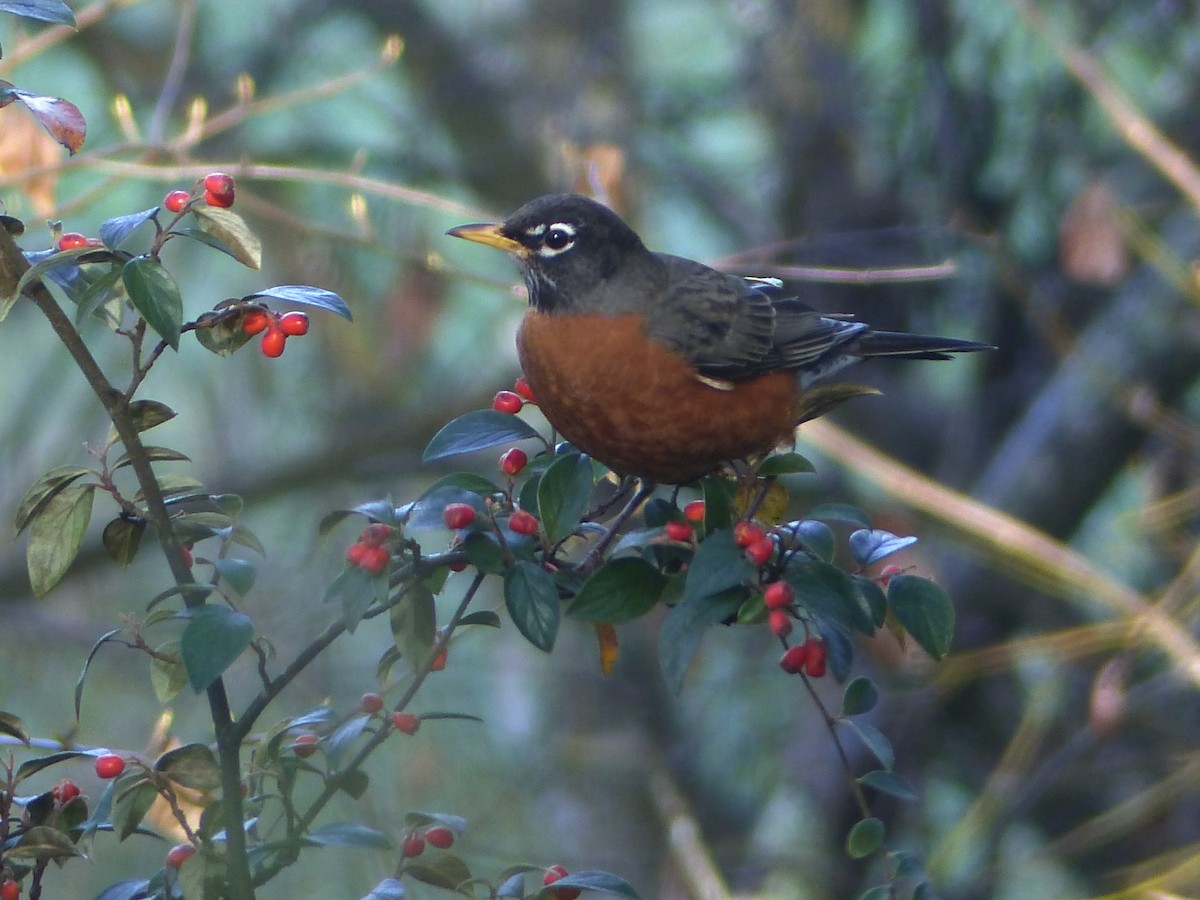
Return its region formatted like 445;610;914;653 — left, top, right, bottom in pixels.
682;528;752;604
192;205;262;269
888;574;954;660
699;476;734;531
180;605;254;693
404;811;468;833
155;743;222;790
7;824;80;862
15;750;89;782
112;775;158;840
150;640;187;705
100;207;158;250
504;560;560;652
859;886;892;900
247;284;353;321
846;719;894;770
846;817;886;859
785;559;873;634
790;519;834;562
535;871;641;899
0;710;29;743
27;483;95;597
214;558;256;594
841;676;879;716
536;452;593;543
325;564;388;633
808;503;872;528
110;445;190;470
75;627;123;719
0;1;76;26
390;584;437;668
123;399;177;433
459;610;502;628
423;409;543;463
848;529;918;568
858;770;918;801
14;464;93;534
407;855;473;890
305;821;392;849
123;256;183;349
660;588;742;694
101;516;145;565
569;558;666;622
193;308;256;356
759;452;815;476
854;575;888;628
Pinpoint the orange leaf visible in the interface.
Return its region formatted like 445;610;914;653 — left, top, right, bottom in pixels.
593;622;619;676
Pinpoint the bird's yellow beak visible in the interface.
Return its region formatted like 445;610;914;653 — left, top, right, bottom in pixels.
446;222;526;256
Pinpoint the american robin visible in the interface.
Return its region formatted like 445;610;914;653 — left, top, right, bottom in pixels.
448;193;990;485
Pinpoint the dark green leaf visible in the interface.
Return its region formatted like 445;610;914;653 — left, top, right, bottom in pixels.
124;399;177;433
213;558;256;594
503;560;560;652
791;519;834;562
846;720;894;770
699;476;734;531
192;205;262;269
888;574;954;660
110;445;190;470
74;267;125;326
660;588;742;694
461;531;507;574
180;605;254;693
682;528;752;604
423;409;543;463
0;710;29;743
759;452;815;476
854;575;888;628
846;817;886;859
841;676;879;716
0;0;75;25
569;558;666;622
15;750;89;782
113;776;158;840
102;516;144;565
14;464;93;534
404;485;487;531
459;610;502;628
247;284;353;321
305;822;392;849
193;308;255;356
848;529;917;568
154;743;222;791
858;770;918;801
339;768;370;799
406;856;472;891
27;483;95;597
535;871;641;899
100;208;158;250
8;824;80;861
536;453;593;542
123;256;183;349
404;811;468;833
785;559;873;634
75;627;123;719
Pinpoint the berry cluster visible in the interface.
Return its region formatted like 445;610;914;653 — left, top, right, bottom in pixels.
242;306;310;358
779;638;828;678
402;824;457;858
345;523;391;575
162;172;237;216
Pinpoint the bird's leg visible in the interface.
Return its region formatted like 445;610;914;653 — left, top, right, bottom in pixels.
581;479;655;573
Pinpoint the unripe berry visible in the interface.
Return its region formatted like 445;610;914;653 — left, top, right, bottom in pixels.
744;535;775;567
492;390;523;414
259;327;287;358
203;172;235;207
499;447;528;476
543;865;581;900
242;309;271;335
402;832;425;858
166;843;196;869
1;879;18;900
163;190;191;213
508;509;539;535
779;644;809;674
733;521;765;548
762;581;794;610
361;523;390;546
443;502;476;530
360;692;384;714
767;609;793;638
683;500;706;523
95;753;125;779
292;733;319;758
57;232;89;251
278;311;309;336
359;545;389;575
513;376;536;402
391;711;420;735
804;638;827;678
665;520;693;542
425;825;455;849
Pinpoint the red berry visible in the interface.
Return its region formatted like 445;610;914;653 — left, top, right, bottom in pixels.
430;645;448;671
203;172;235;206
391;711;420;735
443;502;476;530
779;644;809;674
361;523;390;546
95;753;125;779
1;879;18;900
665;520;693;542
166;843;196;869
180;543;194;568
744;536;775;567
878;564;903;586
163;190;191;213
292;732;319;758
359;544;389;575
733;521;765;548
508;509;539;535
242;309;271;335
683;500;706;523
260;327;287;358
278;311;309;336
514;376;536;402
425;825;455;849
53;779;82;803
492;390;524;414
402;832;425;858
804;639;827;678
57;232;89;251
499;447;528;476
361;692;384;714
768;609;793;638
762;581;794;610
346;542;368;566
543;865;581;900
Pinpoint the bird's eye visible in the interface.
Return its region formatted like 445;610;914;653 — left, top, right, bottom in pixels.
543;224;575;251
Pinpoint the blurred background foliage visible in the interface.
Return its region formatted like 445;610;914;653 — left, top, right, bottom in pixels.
1;0;1199;898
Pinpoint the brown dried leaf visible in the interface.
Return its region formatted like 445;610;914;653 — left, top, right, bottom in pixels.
0;105;62;215
1059;180;1129;286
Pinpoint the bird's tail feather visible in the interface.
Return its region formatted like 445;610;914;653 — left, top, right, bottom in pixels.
854;330;993;361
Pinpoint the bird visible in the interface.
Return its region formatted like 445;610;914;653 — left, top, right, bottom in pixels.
448;193;991;485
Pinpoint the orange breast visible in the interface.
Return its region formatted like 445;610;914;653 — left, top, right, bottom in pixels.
517;311;800;483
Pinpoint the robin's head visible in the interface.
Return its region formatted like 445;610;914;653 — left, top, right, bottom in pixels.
447;193;649;313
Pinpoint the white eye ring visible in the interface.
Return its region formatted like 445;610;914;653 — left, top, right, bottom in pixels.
537;222;576;256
